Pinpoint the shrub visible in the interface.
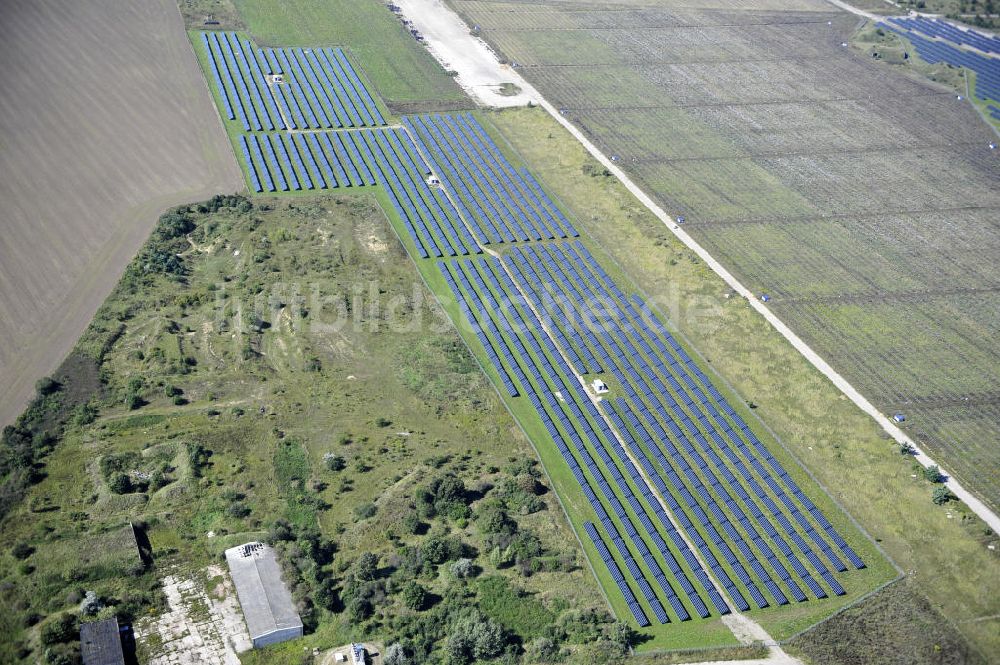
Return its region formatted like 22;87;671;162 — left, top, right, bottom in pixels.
401;581;427;610
72;403;98;427
384;643;408;665
324;454;346;472
923;465;943;483
11;542;34;560
226;502;251;518
375;417;392;428
149;471;169;491
36;377;62;396
527;636;559;662
40;613;78;646
608;621;638;654
932;486;957;505
108;473;133;494
354;502;377;521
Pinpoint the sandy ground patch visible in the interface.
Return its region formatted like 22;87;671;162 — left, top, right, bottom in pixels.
391;0;540;107
0;0;243;428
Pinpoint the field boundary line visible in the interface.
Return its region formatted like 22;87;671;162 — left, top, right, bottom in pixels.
776;574;903;644
183;22;245;195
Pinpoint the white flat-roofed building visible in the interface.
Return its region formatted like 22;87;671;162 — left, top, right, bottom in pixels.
225;542;303;649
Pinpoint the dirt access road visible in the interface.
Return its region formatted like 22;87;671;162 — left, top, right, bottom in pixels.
0;0;243;427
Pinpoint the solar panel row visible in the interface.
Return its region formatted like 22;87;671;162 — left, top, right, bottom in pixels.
585;522;650;627
515;243;847;602
236;127;480;258
564;242;864;570
200;31;385;131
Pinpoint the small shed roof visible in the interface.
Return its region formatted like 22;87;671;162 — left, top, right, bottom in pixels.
80;617;125;665
225;542;303;642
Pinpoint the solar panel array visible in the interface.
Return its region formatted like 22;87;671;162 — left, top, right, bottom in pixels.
434;231;867;622
884;22;1000;102
405;114;579;244
439;255;724;624
200;32;385;131
889;17;1000;56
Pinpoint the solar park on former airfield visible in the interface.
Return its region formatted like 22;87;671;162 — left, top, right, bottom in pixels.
195;29;879;635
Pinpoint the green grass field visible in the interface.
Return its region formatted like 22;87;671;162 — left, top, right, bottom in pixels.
230;0;470;110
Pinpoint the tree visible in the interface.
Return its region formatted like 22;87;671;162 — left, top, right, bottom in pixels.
431;474;467;514
80;590;103;616
401;581;427;610
447;631;475;665
447;611;507;663
108;473;132;494
451;558;475;579
354;552;379;581
314;577;339;611
384;644;408;665
346;594;374;623
490;545;512;569
923;465;944;483
403;511;422;535
40;613;78;646
932;486;957;505
324;454;346;472
478;506;515;536
469;617;506;659
608;621;637;655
